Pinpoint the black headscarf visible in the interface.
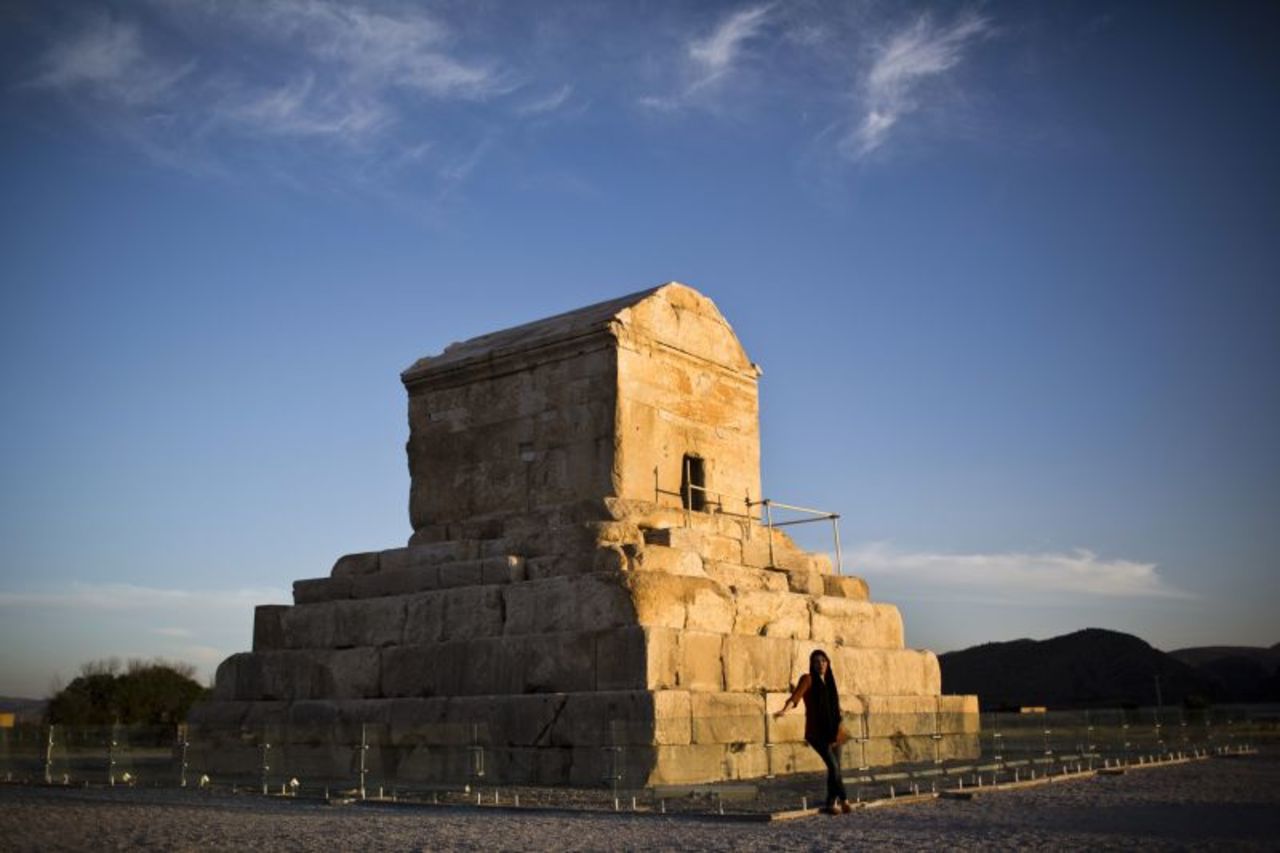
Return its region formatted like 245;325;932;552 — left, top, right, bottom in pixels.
807;649;842;743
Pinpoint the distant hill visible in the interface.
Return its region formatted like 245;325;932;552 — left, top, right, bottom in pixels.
939;628;1217;711
1168;644;1280;704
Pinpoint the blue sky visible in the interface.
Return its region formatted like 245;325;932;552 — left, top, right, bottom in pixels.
1;1;1277;698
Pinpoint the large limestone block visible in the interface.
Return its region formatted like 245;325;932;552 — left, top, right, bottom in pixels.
280;602;338;649
215;651;327;701
253;605;287;651
646;744;729;786
764;691;805;743
630;545;706;577
722;635;792;692
441;586;504;641
732;590;810;639
403;591;444;645
690;692;765;744
552;690;690;748
324;648;382;700
504;573;635;636
293;576;351;604
351;564;438;599
809;599;904;648
517;632;597;694
823;575;870;600
380;645;437;698
334;597;406;648
679;631;725;691
594;626;649;691
437;559;484;589
790;644;941;697
481;555;526;584
626;573;732;632
703;561;787;593
331;551;380;578
937;694;980;734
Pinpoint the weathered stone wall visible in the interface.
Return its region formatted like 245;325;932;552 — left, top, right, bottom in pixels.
612;286;762;512
404;341;617;534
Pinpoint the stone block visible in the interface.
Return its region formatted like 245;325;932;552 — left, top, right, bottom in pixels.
441;586;503;641
280;602;337;649
809;599;903;648
293;576;350;604
641;627;681;690
641;526;703;550
690;692;765;744
703;561;787;593
331;551;380;578
764;692;806;744
812;646;941;697
937;694;980;734
481;555;525;584
631;544;706;577
722;635;792;692
732;590;810;639
683;580;734;633
323;647;382;699
783;568;824;596
647;744;729;785
351;564;438;599
676;631;724;691
576;572;637;630
403;591;444;645
253;605;287;651
517;632;597;694
334;597;406;648
822;575;869;600
595;626;649;691
438;559;484;589
653;690;693;746
380;645;437;698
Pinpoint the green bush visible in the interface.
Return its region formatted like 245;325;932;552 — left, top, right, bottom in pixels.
46;658;208;726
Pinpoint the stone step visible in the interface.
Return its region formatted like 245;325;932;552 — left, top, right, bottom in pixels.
235;622;932;705
271;574;901;657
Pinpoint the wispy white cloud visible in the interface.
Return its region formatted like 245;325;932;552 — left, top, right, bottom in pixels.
16;1;519;195
516;83;574;117
24;12;193;106
640;4;773;111
848;543;1193;602
845;11;992;159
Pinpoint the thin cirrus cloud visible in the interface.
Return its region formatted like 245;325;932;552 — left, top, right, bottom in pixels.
848;543;1194;602
844;11;992;160
639;4;773;111
18;1;513;174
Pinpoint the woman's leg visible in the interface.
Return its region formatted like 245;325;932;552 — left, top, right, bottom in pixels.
807;739;844;808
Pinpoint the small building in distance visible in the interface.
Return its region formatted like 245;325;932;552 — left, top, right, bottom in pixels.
193;282;978;786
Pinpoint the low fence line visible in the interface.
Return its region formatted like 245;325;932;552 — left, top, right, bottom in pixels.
1;707;1272;813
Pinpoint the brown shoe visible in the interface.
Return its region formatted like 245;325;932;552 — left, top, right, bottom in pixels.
821;805;839;815
840;800;853;814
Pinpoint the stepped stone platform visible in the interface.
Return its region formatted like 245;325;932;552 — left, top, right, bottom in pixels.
192;283;978;785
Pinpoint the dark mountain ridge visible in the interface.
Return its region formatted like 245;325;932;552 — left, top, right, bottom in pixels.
939;628;1277;710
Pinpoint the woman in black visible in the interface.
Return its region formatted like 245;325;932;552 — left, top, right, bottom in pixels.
774;648;851;814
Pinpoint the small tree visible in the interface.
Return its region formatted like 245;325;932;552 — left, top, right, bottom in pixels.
46;658;208;726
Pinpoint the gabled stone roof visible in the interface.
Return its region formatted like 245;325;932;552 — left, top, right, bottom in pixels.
401;281;755;387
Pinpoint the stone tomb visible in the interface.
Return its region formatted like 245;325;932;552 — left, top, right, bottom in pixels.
193;283;978;785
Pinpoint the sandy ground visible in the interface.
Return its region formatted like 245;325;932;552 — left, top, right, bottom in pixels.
2;752;1277;851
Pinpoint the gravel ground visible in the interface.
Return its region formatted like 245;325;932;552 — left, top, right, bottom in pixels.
2;752;1277;851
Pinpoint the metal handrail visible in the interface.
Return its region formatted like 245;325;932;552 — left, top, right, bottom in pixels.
746;498;843;574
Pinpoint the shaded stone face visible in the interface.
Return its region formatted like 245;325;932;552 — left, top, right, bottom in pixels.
194;283;978;786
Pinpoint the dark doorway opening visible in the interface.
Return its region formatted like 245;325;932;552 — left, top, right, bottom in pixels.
681;454;706;512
